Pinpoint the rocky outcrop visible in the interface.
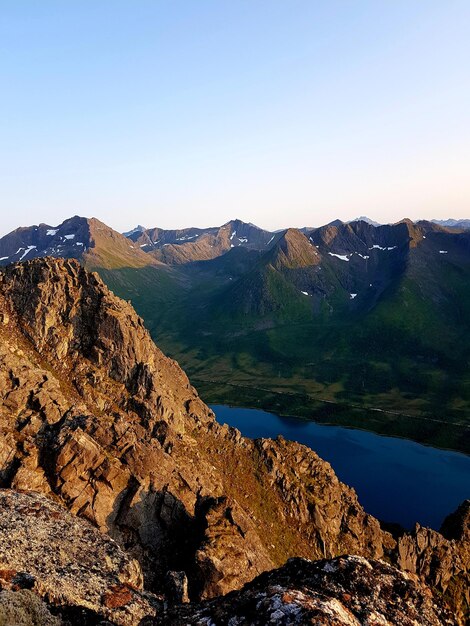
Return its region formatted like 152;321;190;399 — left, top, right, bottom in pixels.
156;555;458;625
0;258;468;622
393;500;470;623
0;497;458;626
0;490;160;625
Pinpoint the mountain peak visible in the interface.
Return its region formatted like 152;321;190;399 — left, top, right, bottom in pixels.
270;228;320;269
123;224;147;237
350;216;381;226
0;216;158;270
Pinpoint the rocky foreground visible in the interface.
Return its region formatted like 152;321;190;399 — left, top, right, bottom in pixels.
0;258;468;624
0;491;458;625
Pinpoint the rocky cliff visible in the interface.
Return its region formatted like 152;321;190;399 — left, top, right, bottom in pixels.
0;258;468;623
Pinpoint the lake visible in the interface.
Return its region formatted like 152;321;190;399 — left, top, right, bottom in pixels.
210;404;470;530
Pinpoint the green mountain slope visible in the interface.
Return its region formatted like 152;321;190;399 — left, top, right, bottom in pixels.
109;221;470;451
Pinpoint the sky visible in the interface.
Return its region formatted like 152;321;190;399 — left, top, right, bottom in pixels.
1;1;470;235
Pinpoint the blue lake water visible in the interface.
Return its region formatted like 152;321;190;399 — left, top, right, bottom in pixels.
210;404;470;530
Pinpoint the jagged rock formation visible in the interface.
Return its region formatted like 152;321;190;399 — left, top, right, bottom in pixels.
394;500;470;622
157;556;458;626
0;258;468;623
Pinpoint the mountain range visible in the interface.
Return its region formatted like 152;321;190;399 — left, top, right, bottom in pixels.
1;215;470;452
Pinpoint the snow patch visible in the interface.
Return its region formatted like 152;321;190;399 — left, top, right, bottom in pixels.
46;229;58;236
19;245;36;260
75;242;84;246
439;250;448;254
230;230;237;240
300;291;310;296
369;244;397;251
328;252;350;261
266;235;275;245
63;234;75;240
356;253;370;259
350;293;357;299
0;256;9;261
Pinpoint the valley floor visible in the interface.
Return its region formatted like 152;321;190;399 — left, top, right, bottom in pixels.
194;379;470;454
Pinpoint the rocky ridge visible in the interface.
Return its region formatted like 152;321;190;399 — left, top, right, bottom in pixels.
0;257;468;623
158;555;458;626
127;219;275;265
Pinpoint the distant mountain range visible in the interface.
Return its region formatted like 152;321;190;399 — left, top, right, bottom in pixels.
1;215;469;451
431;218;470;230
1;215;469;268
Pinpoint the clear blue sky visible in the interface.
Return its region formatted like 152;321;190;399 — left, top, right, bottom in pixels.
1;1;470;234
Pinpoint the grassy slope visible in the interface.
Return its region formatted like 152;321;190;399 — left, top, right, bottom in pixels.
93;249;470;453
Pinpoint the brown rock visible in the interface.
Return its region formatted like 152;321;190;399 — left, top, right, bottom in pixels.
103;584;134;609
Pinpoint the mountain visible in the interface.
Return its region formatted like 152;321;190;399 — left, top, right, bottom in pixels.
0;257;468;623
125;219;275;264
0;216;158;270
349;215;382;226
136;218;470;450
123;224;147;237
432;218;470;230
0;497;459;626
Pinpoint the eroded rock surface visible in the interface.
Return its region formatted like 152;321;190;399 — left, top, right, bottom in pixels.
394;500;470;623
0;589;61;626
0;490;159;625
156;556;458;626
0;258;468;622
